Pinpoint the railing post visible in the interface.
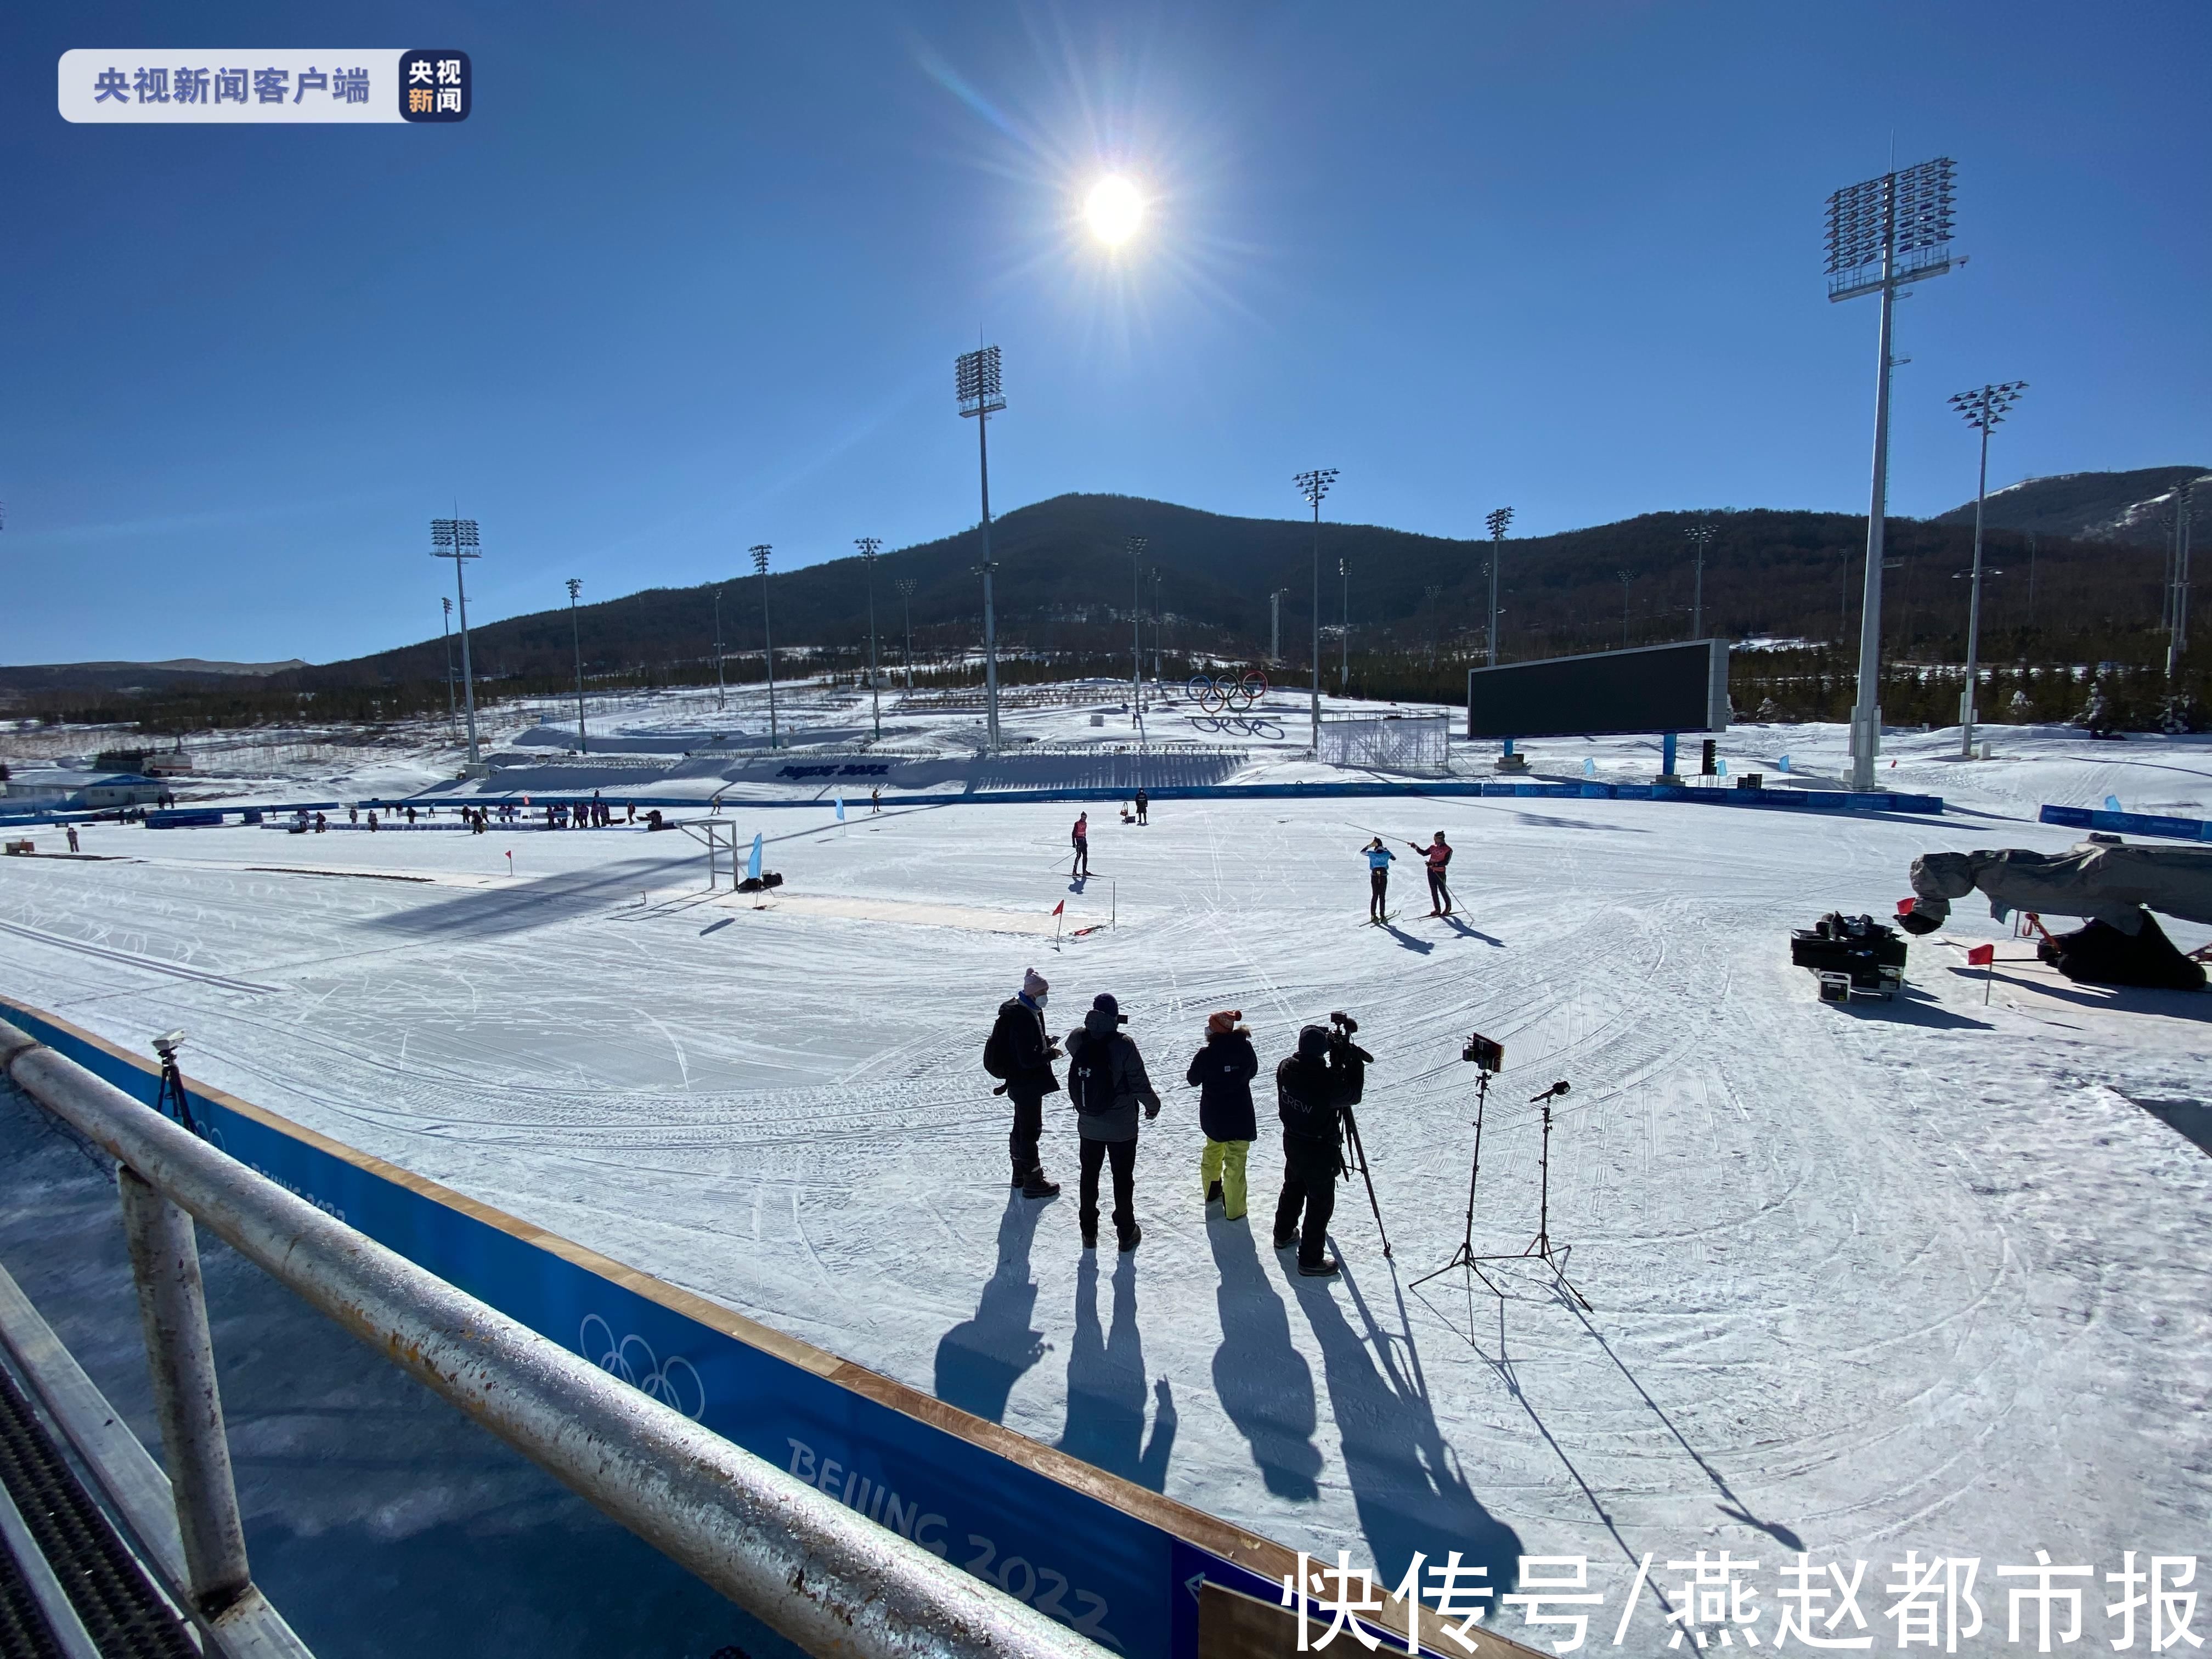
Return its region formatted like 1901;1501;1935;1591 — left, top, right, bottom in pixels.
117;1165;253;1618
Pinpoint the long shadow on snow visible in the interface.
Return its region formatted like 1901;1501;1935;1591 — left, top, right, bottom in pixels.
933;1195;1049;1423
1832;988;1992;1030
1207;1219;1323;1501
1289;1259;1522;1599
1056;1252;1176;1492
362;855;703;940
2123;1094;2211;1156
1957;969;2212;1023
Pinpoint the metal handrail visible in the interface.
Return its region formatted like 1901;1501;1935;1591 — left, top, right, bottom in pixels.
0;1018;1110;1659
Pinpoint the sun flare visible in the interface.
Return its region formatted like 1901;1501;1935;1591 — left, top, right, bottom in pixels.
1084;175;1143;246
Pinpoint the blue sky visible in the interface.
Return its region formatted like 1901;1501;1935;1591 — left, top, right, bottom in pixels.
5;1;2208;666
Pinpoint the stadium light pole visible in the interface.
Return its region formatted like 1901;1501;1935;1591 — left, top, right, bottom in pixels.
566;578;587;754
1947;381;2027;755
439;596;457;742
2168;479;2196;680
955;345;1006;752
1617;571;1636;647
896;579;917;692
752;544;778;749
712;586;726;712
1126;535;1147;723
1269;589;1288;663
1295;469;1339;752
1485;507;1513;667
1339;558;1350;690
856;538;883;740
1685;522;1717;639
430;517;481;766
1826;156;1958;788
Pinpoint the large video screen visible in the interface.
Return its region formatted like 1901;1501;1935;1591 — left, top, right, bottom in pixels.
1468;640;1729;740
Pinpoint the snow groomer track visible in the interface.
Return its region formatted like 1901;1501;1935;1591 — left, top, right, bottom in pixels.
1;778;2205;1655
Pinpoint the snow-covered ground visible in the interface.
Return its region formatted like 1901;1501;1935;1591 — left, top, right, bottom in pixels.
2;691;2207;1652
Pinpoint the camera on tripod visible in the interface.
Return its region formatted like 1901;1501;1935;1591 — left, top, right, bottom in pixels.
1460;1031;1503;1073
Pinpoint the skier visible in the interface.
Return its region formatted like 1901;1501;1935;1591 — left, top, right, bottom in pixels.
1362;837;1395;922
1071;811;1091;878
871;787;882;815
1271;1022;1367;1277
1063;992;1162;1252
65;825;80;854
1135;788;1149;825
1186;1011;1258;1221
984;968;1063;1199
1407;831;1453;916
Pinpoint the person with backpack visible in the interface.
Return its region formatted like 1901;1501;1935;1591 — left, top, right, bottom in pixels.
1361;837;1395;923
1063;992;1161;1251
1071;812;1090;878
1271;1021;1368;1277
985;969;1064;1199
1407;830;1453;916
1134;788;1149;825
1186;1011;1258;1221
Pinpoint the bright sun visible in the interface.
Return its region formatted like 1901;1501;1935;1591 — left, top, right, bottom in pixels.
1085;175;1143;245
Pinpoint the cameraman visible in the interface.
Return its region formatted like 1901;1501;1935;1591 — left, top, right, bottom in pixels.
1271;1017;1370;1277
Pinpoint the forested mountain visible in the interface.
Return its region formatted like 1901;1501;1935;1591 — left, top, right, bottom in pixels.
1931;466;2208;545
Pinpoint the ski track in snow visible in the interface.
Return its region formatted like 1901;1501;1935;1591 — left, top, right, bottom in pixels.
2;715;2208;1653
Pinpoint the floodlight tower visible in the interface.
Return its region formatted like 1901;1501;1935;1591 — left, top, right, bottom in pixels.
1126;535;1148;723
1946;381;2027;754
1825;156;1958;788
752;544;778;749
1339;558;1350;690
1294;469;1339;750
856;538;883;740
896;578;918;692
712;586;727;711
1485;507;1513;667
2165;479;2198;680
955;345;1006;751
439;596;457;741
1269;589;1288;662
566;578;587;754
1617;570;1637;646
1685;522;1717;639
430;517;481;765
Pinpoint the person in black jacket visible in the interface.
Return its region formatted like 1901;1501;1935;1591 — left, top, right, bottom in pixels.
1186;1011;1259;1221
1271;1023;1366;1277
990;969;1063;1199
1064;993;1162;1251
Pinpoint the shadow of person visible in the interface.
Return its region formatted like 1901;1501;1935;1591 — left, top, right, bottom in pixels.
1380;923;1435;955
1057;1252;1176;1492
1206;1217;1323;1502
1441;917;1505;947
1069;874;1088;894
1290;1258;1522;1598
933;1194;1049;1424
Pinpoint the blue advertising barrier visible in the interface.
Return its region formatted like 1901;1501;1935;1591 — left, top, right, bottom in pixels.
2039;803;2212;844
0;994;1462;1657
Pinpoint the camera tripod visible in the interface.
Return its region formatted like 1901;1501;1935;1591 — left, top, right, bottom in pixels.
1412;1067;1497;1291
153;1047;200;1139
1419;1081;1590;1311
1337;1103;1392;1259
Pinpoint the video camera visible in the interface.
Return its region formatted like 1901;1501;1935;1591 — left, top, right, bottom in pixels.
1460;1031;1503;1073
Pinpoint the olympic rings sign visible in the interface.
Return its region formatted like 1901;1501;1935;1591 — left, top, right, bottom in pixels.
579;1313;707;1420
1186;670;1268;713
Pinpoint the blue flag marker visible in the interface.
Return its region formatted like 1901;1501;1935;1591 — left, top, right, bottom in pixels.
747;832;763;882
2104;794;2123;814
1583;758;1595;779
1718;758;1729;777
836;797;845;822
1778;754;1791;773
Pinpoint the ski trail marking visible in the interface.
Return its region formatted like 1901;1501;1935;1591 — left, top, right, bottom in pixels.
0;918;278;994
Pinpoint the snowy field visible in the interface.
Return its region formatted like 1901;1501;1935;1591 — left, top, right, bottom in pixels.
2;695;2208;1651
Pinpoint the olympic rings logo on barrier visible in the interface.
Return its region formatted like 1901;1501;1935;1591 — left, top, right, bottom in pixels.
1186;670;1268;713
580;1313;707;1420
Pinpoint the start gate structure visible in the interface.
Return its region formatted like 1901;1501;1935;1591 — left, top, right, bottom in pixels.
1319;714;1452;777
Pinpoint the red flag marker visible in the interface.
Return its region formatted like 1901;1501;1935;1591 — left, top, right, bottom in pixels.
1052;898;1065;951
1967;942;1995;1004
1897;897;1917;918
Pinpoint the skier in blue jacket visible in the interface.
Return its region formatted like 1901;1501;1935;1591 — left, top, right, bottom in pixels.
1362;837;1396;922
